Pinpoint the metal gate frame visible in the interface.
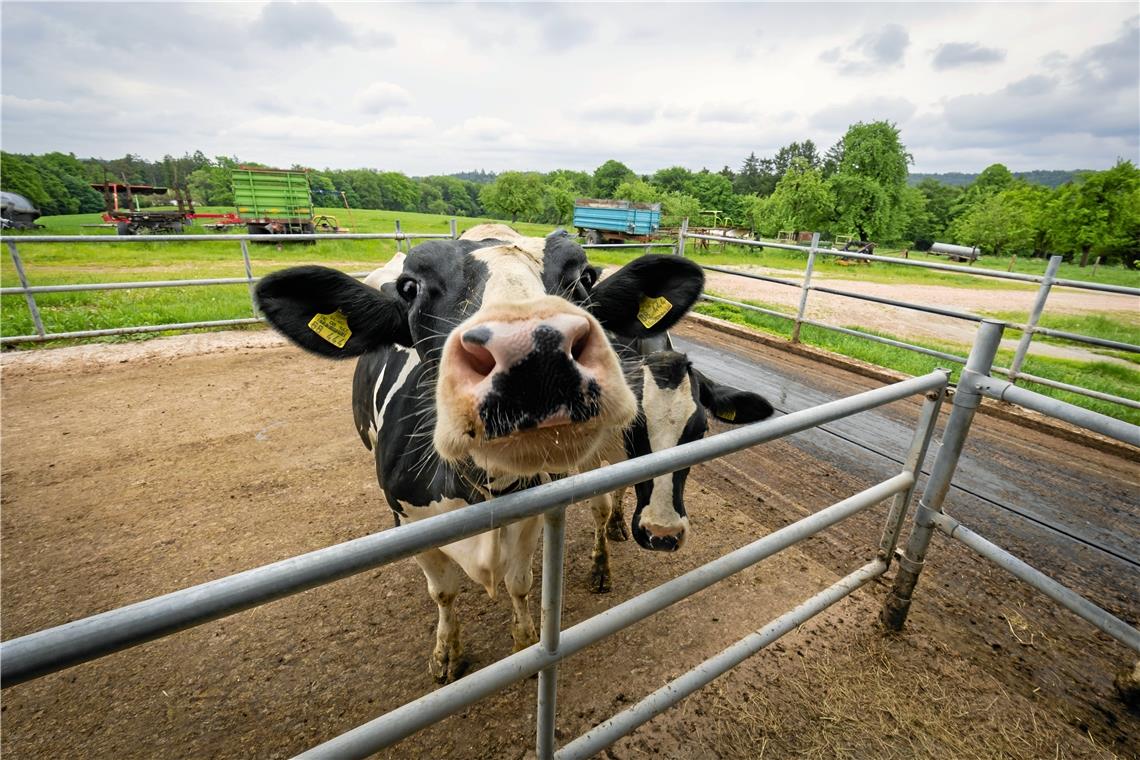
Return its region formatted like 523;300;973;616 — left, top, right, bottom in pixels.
673;226;1140;412
2;370;950;758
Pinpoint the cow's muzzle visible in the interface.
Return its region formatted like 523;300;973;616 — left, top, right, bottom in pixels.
631;509;688;552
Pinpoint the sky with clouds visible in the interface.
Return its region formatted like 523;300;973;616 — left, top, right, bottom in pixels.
2;2;1137;176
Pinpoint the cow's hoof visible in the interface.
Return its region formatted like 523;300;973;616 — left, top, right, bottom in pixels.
588;566;612;594
429;649;467;684
606;517;630;542
512;629;538;652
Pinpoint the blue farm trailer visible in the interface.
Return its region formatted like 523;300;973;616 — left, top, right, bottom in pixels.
573;198;661;244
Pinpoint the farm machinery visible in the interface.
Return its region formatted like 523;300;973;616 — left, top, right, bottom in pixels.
0;191;43;230
573;198;661;244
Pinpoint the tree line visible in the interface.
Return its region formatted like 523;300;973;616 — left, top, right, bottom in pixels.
2;119;1137;265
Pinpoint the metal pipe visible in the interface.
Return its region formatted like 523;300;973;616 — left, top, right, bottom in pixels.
393;220;403;253
449;218;458;239
1009;255;1061;380
810;284;983;322
931;513;1140;653
1006;371;1140;411
683;232;805;254
536;507;567;760
699;294;794;321
878;384;947;562
0;233;453;243
882;320;1004;630
0;373;945;687
973;375;1140;445
2;276;270;295
1024;326;1140;354
791;232;819;343
1;318;265;345
6;240;45;337
799;319;969;365
555;560;889;760
676;217;688;256
698;264;801;288
293;475;913;759
239;239;256;315
581;243;676;250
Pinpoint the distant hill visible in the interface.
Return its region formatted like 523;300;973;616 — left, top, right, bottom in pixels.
908;170;1088;189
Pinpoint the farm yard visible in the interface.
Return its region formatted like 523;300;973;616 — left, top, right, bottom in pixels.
1;319;1136;759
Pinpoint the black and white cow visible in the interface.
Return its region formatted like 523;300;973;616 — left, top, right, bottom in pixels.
255;224;770;680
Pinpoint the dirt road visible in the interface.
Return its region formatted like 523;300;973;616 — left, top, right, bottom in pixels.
1;325;1136;759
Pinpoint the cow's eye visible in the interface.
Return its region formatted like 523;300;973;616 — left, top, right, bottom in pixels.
397;277;419;302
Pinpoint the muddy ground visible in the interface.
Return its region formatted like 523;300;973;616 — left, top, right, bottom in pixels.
1;324;1137;759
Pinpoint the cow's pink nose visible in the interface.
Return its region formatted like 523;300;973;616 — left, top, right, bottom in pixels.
456;313;593;381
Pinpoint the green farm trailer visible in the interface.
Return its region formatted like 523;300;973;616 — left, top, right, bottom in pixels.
231;167;337;235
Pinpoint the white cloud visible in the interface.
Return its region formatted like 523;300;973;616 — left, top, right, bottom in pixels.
354;82;411;114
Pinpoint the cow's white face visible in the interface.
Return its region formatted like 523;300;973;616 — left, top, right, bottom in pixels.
255;224;706;480
433;227;636;476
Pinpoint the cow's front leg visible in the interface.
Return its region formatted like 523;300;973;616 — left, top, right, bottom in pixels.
605;487;630;542
588;493;614;593
504;517;542;651
414;548;466;683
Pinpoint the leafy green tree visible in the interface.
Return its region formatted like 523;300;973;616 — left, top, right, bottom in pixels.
752;158;834;237
685;170;735;214
914;178;963;240
613;179;661;203
661;192;702;226
541;177;577;224
480;171;545;222
951;187;1038;256
773;140;820;176
593;160;636;198
650;166;693;194
1047;161;1140;266
545;169;592;195
829;121;912;240
0;152;52;211
378;172;420;211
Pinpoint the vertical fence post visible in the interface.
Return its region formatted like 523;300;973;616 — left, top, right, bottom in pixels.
450;218;458;239
878;379;948;563
790;232;820;343
6;240;46;338
239;238;257;315
1091;256;1101;277
394;220;404;254
676;217;688;256
1008;255;1060;381
882;320;1004;630
536;506;567;760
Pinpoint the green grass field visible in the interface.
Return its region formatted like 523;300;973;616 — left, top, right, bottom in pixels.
3;208;1136;423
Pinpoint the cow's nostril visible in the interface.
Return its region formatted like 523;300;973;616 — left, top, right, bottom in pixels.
571;330;589;361
459;331;496;376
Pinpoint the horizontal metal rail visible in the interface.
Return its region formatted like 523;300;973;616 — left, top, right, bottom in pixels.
1026;325;1140;354
973;375;1140;441
929;512;1140;653
810;283;983;322
556;559;888;759
1007;371;1140;410
0;371;946;688
700;294;795;321
799;318;969;365
0;233;453;244
685;231;1140;295
296;475;913;759
2;318;264;344
581;242;676;249
699;263;801;288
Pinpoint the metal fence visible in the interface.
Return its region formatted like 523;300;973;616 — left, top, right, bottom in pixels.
673;223;1140;412
2;320;1138;758
1;225;459;344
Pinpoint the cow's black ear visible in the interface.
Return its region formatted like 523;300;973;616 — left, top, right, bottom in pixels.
588;255;705;337
692;369;774;424
255;265;412;357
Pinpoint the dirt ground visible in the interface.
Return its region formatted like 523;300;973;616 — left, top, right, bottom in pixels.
1;328;1137;759
703;268;1139;366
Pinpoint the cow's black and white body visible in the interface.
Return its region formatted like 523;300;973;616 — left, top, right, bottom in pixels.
256;224;771;681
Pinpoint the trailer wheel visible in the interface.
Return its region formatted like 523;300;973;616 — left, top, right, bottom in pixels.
116;222;134;236
584;229;601;245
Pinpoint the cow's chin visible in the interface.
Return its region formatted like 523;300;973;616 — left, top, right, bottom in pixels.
434;386;637;478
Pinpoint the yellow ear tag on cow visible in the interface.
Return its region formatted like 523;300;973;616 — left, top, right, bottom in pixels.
637;295;673;329
717;407;737;422
308;309;352;348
